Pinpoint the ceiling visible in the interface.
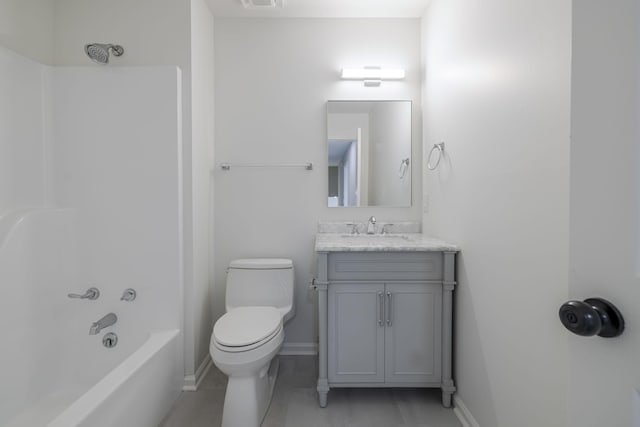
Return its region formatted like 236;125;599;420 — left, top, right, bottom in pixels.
207;0;430;18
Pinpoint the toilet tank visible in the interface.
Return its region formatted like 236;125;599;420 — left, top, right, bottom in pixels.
225;258;295;321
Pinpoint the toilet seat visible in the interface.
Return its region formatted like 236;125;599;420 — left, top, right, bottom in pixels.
213;306;282;353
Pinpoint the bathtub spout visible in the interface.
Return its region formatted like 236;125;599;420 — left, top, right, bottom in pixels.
89;313;117;335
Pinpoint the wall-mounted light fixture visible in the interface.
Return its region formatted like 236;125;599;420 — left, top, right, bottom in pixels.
340;66;406;87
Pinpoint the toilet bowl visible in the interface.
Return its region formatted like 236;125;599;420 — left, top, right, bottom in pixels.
210;259;295;427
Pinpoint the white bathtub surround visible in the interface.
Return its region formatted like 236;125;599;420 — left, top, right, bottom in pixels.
0;209;79;427
50;65;184;340
0;47;48;211
53;0;216;385
0;46;184;427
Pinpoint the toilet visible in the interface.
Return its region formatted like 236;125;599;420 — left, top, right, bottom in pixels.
210;258;295;427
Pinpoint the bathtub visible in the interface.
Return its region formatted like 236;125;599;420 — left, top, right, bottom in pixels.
47;329;182;427
0;209;183;427
4;329;181;427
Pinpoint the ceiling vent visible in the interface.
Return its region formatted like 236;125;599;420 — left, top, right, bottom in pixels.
240;0;284;9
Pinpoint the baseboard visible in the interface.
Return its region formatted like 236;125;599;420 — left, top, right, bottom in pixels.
453;394;480;427
182;342;315;389
278;342;318;356
182;355;213;391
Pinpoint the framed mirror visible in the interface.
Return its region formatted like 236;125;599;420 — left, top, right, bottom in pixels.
327;100;411;207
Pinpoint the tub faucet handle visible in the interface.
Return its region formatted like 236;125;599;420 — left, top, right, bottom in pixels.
68;287;100;300
120;288;137;302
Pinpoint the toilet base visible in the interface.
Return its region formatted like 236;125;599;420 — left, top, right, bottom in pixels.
221;357;280;427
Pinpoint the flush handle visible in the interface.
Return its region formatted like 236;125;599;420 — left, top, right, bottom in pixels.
559;297;624;338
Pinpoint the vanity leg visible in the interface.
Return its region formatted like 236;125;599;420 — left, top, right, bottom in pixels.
317;379;329;408
441;379;455;408
442;389;453;408
441;252;457;408
315;253;330;408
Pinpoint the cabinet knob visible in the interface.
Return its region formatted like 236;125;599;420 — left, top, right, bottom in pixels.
559;297;624;338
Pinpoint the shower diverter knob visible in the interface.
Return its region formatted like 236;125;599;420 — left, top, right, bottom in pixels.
559;297;624;338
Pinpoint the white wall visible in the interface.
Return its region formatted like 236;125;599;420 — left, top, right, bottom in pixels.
0;2;55;213
214;18;422;347
421;1;570;426
0;0;54;64
53;0;190;69
190;0;216;375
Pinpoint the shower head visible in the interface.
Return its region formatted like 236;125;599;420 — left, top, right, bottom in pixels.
84;43;124;64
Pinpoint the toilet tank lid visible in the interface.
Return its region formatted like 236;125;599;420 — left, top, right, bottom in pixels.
229;258;293;269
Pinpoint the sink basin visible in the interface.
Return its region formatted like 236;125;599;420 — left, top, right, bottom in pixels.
339;233;412;240
334;233;419;247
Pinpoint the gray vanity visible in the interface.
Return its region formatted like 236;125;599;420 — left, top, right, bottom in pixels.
314;227;458;408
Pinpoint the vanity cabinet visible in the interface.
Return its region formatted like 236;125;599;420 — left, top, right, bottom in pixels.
328;281;442;384
315;251;456;408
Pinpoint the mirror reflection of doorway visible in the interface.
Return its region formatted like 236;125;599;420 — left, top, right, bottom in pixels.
328;139;359;207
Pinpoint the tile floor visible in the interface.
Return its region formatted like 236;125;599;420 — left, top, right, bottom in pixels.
159;356;462;427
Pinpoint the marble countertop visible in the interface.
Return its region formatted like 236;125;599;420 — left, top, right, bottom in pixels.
315;232;459;252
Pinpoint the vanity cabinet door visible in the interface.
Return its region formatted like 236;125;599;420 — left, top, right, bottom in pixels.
384;282;442;383
328;282;385;383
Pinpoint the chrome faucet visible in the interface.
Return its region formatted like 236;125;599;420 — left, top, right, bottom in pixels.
367;216;377;234
89;313;117;335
